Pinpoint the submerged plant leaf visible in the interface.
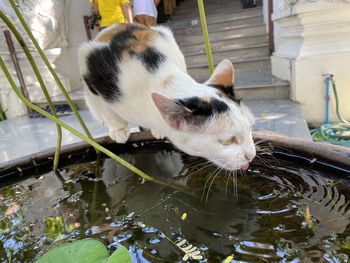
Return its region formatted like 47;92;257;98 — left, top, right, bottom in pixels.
5;202;20;215
305;206;312;227
224;255;234;263
34;239;131;263
339;241;350;250
175;239;203;261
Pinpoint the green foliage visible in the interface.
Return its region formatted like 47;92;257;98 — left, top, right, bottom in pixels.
34;239;132;263
339;241;350;250
0;101;6;121
106;245;132;263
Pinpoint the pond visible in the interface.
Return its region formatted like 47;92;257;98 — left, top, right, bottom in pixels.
1;143;350;262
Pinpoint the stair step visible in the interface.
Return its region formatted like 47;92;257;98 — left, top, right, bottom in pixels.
193;70;289;100
174;6;250;18
173;5;262;20
167;7;262;29
235;79;290;101
172;15;264;35
174;0;262;9
185;44;269;67
175;1;243;11
179;34;268;54
188;56;271;77
176;24;266;45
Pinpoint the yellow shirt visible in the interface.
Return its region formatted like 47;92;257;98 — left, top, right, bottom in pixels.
96;0;130;27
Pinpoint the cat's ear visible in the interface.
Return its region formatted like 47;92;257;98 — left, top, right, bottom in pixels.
206;59;235;95
151;93;203;131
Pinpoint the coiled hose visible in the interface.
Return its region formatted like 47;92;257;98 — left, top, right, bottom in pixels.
310;78;350;147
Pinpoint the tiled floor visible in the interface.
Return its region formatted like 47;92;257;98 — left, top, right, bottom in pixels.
0;100;311;164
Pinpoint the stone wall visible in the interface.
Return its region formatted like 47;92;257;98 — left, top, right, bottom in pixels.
0;0;91;119
271;0;350;125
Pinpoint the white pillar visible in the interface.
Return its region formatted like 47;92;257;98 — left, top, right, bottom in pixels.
271;0;350;125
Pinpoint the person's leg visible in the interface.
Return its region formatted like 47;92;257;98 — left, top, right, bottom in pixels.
134;15;156;26
145;16;157;26
141;15;156;26
134;15;145;25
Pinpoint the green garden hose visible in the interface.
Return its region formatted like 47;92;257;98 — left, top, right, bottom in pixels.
311;78;350;147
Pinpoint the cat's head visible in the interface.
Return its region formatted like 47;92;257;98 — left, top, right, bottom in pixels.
152;60;256;171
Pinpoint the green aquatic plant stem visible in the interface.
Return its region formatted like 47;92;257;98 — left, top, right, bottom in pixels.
0;11;62;172
197;0;214;74
7;0;98;154
0;56;194;195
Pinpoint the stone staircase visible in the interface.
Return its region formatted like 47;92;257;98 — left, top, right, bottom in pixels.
166;0;289;100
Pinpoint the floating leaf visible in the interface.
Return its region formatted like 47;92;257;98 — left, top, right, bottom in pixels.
224;255;234;263
182;244;193;251
107;245;132;263
305;206;312;227
176;239;186;247
175;239;203;261
35;239;108;263
34;239;131;263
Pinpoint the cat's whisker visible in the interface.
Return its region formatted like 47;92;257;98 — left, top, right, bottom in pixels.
201;159;227;197
234;171;238;199
255;155;275;169
231;170;236;198
214;160;234;198
238;169;246;179
254;142;280;165
258;151;280;165
205;167;224;203
201;167;219;201
225;170;232;196
187;161;215;179
187;159;212;171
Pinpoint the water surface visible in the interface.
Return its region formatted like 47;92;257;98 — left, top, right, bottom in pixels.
1;145;350;262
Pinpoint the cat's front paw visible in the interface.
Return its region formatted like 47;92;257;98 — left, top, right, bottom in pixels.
109;126;130;143
151;129;164;140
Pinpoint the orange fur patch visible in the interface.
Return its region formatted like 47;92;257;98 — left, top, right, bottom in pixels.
95;24;129;42
162;75;174;86
95;24;159;59
129;30;158;53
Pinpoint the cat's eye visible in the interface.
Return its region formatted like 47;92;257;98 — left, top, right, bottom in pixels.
219;136;238;145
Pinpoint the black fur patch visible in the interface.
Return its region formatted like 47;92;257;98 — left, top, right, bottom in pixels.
177;97;228;116
109;26;140;51
83;25;166;101
84;46;120;101
207;83;240;103
83;28;139;101
136;47;166;73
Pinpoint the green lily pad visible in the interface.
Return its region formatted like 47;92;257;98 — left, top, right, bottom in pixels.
35;239;132;263
107;244;132;263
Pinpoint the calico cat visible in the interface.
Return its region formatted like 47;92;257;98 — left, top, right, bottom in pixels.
79;23;256;171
